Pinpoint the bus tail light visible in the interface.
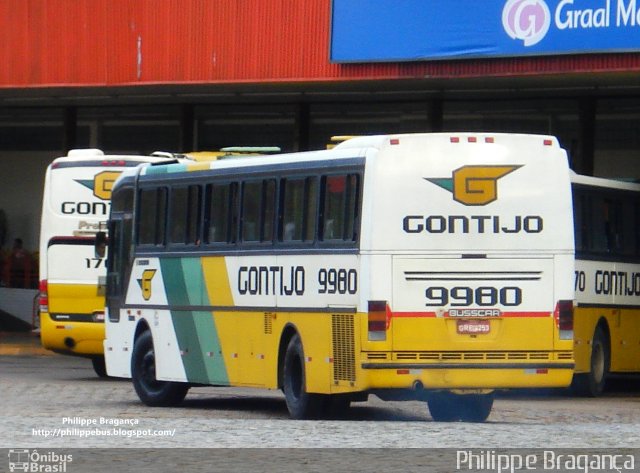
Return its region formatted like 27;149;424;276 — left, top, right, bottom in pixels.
555;300;573;340
39;280;49;313
368;300;390;341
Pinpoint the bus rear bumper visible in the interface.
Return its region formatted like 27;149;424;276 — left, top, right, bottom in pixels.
359;363;575;390
40;313;105;357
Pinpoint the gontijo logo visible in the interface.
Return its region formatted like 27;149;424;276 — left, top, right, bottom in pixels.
75;171;122;200
426;165;522;206
502;0;551;46
137;269;157;301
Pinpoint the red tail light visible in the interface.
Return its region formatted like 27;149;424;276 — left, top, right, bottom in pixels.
39;280;49;313
555;300;573;340
368;301;390;341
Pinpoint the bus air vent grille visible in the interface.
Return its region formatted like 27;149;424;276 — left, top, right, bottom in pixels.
396;353;418;360
390;352;557;362
332;314;356;383
366;352;389;360
263;312;273;335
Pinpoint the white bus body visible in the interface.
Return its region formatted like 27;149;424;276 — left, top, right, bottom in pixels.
104;133;575;420
39;149;170;374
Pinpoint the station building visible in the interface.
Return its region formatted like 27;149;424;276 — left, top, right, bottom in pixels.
1;0;640;253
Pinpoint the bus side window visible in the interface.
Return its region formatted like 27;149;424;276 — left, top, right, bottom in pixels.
205;182;233;244
241;179;276;244
621;199;636;256
320;174;360;242
263;179;276;242
345;174;360;241
169;185;201;246
170;187;188;244
186;185;202;245
281;178;306;242
590;195;607;254
602;197;622;254
138;187;167;247
322;175;346;240
573;190;587;254
242;181;262;242
111;187;133;213
304;177;318;242
636;199;640;257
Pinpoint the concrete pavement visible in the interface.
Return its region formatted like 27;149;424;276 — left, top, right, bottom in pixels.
0;330;53;356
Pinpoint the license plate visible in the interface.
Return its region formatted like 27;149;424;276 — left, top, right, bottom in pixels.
457;319;490;334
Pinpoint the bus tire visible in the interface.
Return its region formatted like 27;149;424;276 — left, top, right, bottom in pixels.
91;356;108;378
457;393;494;422
427;392;493;422
324;395;352;418
282;334;324;419
427;392;460;422
573;326;609;397
131;330;189;407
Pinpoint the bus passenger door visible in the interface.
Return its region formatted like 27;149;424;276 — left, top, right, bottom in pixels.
106;214;133;322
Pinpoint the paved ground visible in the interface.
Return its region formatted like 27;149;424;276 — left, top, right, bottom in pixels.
1;333;639;472
0;330;50;356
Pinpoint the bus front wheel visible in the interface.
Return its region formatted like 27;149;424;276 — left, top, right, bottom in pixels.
427;392;493;422
131;330;189;407
282;334;324;419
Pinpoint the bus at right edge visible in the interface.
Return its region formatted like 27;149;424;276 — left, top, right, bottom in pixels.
571;173;640;396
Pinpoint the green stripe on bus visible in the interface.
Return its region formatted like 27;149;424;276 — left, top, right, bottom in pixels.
161;257;229;385
169;310;209;383
192;310;229;385
161;258;190;306
144;166;170;175
145;163;188;175
181;257;204;305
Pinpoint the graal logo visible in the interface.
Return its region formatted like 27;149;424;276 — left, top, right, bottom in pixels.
8;449;73;472
502;0;551;46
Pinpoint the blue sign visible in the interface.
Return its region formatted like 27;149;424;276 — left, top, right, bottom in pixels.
330;0;640;62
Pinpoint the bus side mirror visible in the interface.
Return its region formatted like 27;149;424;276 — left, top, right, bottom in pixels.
95;231;108;258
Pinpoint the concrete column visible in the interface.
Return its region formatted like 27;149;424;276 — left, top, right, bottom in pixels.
62;107;77;153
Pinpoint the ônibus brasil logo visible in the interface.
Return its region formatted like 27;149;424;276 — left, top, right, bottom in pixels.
426;165;522;206
502;0;551;46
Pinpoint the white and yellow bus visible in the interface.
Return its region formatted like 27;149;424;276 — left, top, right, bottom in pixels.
39;149;171;376
571;173;640;396
103;133;576;421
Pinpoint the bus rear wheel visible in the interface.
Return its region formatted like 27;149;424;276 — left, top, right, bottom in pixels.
91;356;108;378
131;330;189;407
572;325;610;397
282;334;324;419
427;392;493;422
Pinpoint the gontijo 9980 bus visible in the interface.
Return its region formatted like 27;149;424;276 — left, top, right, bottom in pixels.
39;149;171;376
103;133;575;421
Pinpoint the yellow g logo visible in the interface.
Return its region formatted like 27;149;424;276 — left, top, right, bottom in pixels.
93;171;122;200
426;165;521;206
137;269;157;301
